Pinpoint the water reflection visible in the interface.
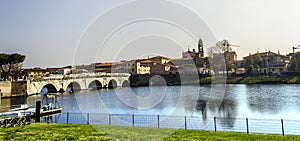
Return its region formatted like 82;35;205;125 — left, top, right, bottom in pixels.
1;84;300;121
246;85;286;115
194;96;237;127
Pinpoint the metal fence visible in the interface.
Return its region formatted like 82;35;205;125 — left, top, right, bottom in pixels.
39;112;300;136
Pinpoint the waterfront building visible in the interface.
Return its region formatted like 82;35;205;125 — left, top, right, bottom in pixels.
150;56;170;64
243;51;290;75
170;59;198;74
151;63;171;74
94;62;124;73
124;56;172;74
24;67;50;78
119;60;136;74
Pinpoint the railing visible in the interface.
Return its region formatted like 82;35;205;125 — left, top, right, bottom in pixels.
39;112;300;136
31;73;130;82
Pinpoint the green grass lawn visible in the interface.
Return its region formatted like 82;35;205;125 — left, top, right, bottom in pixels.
0;123;300;140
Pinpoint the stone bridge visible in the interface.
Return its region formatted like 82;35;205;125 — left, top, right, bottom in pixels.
27;73;130;94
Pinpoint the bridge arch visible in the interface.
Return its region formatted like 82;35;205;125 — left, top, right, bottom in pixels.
122;80;130;87
88;80;103;90
40;84;58;94
66;82;81;93
108;79;117;89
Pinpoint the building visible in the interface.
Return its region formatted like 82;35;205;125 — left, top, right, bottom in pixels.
74;64;95;73
120;60;136;74
235;60;246;74
243;51;290;75
182;38;204;59
150;63;171;74
150;56;170;64
224;51;238;73
136;59;152;74
170;59;198;74
125;56;171;74
94;62;124;73
182;49;198;59
24;67;50;78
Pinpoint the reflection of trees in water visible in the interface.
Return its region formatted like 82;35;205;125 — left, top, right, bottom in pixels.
246;85;284;114
195;98;237;128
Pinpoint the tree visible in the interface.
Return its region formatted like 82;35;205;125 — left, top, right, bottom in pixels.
289;52;300;71
216;40;231;52
244;54;262;75
0;53;26;80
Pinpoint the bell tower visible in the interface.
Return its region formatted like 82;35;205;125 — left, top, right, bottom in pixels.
198;37;204;57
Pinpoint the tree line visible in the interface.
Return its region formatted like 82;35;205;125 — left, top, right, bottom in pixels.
0;53;26;81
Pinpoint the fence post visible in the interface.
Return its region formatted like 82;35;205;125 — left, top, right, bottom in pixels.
184;116;187;130
87;113;89;125
109;114;111;125
132;114;135;127
66;112;69;124
246;118;249;134
281;119;284;136
157;115;160;128
35;101;41;122
214;117;217;132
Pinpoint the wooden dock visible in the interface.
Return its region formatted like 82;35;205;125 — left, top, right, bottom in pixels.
31;108;62;118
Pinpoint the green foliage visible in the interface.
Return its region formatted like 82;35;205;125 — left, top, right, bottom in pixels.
226;77;243;83
0;53;26;80
289;52;300;71
7;53;26;65
288;77;298;84
226;76;298;84
201;76;213;84
0;53;9;66
244;54;262;74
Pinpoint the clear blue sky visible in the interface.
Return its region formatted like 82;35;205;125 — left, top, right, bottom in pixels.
1;0;300;68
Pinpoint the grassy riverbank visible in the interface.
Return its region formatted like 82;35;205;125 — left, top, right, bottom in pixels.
226;76;300;84
1;123;300;140
178;76;300;85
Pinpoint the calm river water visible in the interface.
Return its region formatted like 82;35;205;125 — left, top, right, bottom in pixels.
1;84;300;134
2;84;300;119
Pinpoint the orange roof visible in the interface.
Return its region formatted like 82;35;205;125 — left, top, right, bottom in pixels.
140;60;153;63
95;63;113;67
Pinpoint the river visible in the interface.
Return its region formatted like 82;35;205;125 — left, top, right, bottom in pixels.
1;84;300;134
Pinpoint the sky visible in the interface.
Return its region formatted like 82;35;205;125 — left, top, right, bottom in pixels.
1;0;300;68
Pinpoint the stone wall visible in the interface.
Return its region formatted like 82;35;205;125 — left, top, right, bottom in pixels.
0;81;12;97
11;81;27;97
0;81;27;98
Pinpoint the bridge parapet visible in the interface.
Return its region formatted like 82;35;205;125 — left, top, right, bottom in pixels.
30;73;130;81
27;73;131;95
